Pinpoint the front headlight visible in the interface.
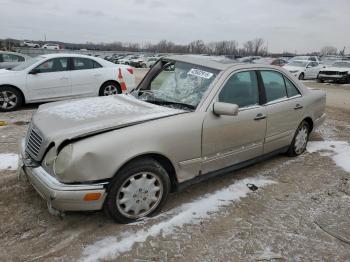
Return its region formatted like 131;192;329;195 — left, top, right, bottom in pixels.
54;144;73;176
43;146;57;168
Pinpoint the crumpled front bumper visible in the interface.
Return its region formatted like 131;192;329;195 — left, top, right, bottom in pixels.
18;139;107;212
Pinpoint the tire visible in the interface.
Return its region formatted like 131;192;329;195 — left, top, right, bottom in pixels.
104;158;171;223
287;121;310;157
99;82;121;96
0;86;23;112
141;63;147;68
298;73;305;80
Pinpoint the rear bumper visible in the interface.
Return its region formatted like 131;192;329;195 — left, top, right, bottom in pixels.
314;113;326;130
19;140;107;212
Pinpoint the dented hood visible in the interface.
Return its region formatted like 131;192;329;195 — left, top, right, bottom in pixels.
32;95;185;147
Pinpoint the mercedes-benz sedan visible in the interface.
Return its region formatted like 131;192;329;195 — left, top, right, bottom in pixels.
19;55;326;223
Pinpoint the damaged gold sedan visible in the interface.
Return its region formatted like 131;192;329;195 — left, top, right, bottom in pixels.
19;55;326;223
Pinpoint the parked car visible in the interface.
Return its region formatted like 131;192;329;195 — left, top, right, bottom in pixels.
0;54;135;111
145;57;159;68
289;56;321;63
42;44;60;50
0;51;30;69
318;61;350;83
253;57;288;67
283;60;323;80
23;41;40;48
19;55;326;223
238;56;261;63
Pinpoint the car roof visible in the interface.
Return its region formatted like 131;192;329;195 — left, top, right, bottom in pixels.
40;53;97;59
166;55;281;71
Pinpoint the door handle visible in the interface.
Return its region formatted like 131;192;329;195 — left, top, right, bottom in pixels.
254;113;267;120
60;77;69;80
294;104;303;110
94;74;102;77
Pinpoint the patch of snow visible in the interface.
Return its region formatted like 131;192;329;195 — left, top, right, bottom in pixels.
80;177;275;262
307;141;350;172
255;247;283;260
38;95;180;121
0;154;19;170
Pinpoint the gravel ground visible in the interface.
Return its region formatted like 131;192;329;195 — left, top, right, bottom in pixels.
0;74;349;261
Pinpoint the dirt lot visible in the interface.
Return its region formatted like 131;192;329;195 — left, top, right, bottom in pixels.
0;73;349;261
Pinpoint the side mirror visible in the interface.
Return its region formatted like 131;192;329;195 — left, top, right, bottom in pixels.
213;102;239;116
29;68;40;75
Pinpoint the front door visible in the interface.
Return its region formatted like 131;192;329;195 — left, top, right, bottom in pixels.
201;70;267;174
26;57;71;101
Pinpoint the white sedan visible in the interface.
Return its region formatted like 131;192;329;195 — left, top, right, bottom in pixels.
0;54;135;111
283;60;323;80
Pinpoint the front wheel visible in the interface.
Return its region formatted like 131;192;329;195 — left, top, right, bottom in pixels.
298;73;305;80
0;86;23;112
287;121;310;156
104;158;171;223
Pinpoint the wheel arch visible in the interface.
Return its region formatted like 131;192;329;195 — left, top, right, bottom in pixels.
113;153;179;192
303;117;314;132
0;84;26;103
99;80;121;95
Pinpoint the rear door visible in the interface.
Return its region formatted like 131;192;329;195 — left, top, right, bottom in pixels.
260;70;304;154
26;57;71;100
70;57;104;97
201;70;267;174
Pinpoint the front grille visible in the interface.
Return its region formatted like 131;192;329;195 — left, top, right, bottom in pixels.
26;128;43;159
320;71;347;76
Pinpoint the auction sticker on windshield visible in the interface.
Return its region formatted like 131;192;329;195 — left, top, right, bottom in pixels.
188;68;214;79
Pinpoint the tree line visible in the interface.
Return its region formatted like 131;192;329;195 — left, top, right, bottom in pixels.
1;37;345;57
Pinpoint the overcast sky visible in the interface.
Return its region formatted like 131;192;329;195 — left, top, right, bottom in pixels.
1;0;350;53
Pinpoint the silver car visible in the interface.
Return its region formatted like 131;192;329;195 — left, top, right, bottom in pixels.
0;51;30;69
19;55;326;223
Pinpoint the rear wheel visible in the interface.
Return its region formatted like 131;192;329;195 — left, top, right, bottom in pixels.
99;82;121;96
298;73;305;80
287;121;310;156
0;86;23;112
104;158;171;223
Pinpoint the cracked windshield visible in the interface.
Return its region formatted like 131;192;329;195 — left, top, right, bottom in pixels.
137;62;219;110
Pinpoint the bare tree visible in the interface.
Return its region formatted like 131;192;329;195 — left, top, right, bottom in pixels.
252;38;265;56
243;40;254;55
320;46;338;56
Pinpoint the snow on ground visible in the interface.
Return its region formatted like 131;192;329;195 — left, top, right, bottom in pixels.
307;141;350;172
0;154;19;171
80;177;275;262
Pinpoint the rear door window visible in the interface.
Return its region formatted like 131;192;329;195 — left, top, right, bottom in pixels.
73;57;102;70
284;77;300;97
260;71;287;103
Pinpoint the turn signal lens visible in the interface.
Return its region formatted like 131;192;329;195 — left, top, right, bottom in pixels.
84;193;102;201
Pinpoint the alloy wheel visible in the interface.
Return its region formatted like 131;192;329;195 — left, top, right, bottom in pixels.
103;85;118;96
0;91;18;110
116;172;163;219
295;125;308;154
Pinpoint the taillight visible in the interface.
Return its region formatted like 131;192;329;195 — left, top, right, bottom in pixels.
127;67;134;74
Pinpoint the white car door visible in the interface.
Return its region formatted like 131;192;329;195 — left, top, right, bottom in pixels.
26;57;71;101
305;62;319;79
70;57;104;97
